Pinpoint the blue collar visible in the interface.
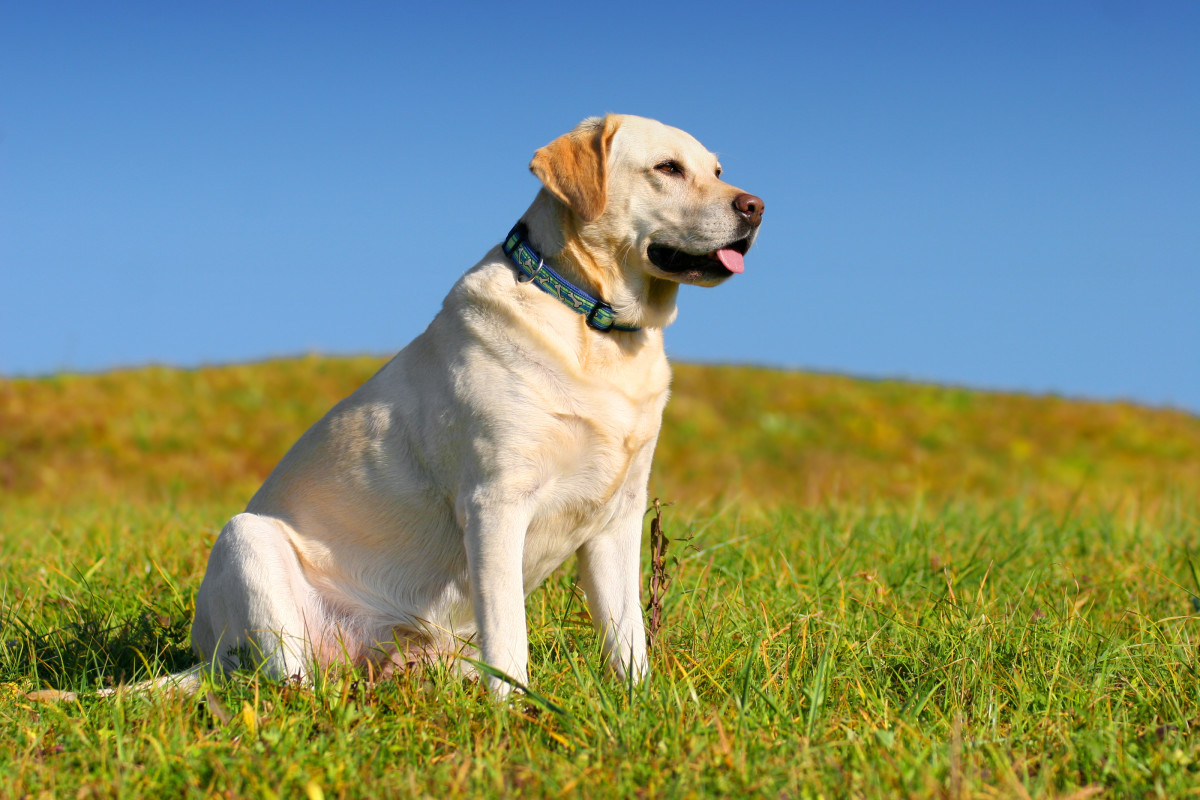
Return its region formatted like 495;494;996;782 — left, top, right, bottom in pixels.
502;223;640;333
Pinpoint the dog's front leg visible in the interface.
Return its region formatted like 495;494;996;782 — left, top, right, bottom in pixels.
462;495;532;698
576;505;649;683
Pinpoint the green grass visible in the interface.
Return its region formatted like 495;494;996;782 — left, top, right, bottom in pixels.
3;359;1200;797
5;500;1200;797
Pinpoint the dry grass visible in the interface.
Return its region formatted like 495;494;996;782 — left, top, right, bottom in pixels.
3;355;1198;513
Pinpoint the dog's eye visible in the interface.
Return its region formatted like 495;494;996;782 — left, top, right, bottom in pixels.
715;167;723;178
655;161;684;177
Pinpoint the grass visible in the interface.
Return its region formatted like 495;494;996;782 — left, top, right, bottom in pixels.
2;356;1200;797
5;356;1199;511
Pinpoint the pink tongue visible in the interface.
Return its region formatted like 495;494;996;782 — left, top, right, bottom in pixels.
715;248;745;274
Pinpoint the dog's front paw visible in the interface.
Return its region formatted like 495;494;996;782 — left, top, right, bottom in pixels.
610;645;649;684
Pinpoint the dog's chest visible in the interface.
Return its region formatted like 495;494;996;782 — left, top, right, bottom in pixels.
514;377;666;586
533;358;667;492
544;400;658;502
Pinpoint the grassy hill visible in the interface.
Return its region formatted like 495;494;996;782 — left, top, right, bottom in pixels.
3;354;1198;512
3;357;1200;798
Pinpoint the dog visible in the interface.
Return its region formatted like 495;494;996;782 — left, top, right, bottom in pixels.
188;114;763;697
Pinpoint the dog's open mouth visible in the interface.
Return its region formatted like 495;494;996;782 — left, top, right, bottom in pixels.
647;238;750;279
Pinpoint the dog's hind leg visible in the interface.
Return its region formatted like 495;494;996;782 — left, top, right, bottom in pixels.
192;513;324;681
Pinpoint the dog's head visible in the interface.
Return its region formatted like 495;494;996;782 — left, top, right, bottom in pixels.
529;115;763;297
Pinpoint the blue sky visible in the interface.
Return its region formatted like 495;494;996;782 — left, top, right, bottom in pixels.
3;1;1198;411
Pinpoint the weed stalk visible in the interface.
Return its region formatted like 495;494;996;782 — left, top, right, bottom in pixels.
646;498;673;650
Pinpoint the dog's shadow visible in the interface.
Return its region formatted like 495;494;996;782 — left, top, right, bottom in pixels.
3;602;194;690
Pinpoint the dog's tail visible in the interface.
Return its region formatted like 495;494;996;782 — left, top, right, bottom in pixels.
95;664;206;698
22;664;207;704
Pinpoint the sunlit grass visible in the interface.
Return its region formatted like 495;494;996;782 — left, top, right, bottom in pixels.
2;358;1200;797
4;356;1199;511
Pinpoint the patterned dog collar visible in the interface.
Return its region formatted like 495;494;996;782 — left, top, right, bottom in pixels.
502;223;640;333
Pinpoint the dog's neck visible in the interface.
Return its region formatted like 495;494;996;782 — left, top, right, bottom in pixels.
520;191;680;330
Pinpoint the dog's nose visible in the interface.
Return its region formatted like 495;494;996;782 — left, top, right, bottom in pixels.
733;193;764;227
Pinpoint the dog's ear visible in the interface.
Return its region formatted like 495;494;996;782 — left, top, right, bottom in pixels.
529;115;621;222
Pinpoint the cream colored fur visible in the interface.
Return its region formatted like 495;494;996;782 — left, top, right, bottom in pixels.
188;114;760;697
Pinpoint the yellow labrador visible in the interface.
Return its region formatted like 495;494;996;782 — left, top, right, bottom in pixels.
189;114;763;697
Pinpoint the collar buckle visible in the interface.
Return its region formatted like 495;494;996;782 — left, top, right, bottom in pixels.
586;300;616;332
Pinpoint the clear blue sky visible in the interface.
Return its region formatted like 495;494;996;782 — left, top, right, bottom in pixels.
3;1;1198;411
